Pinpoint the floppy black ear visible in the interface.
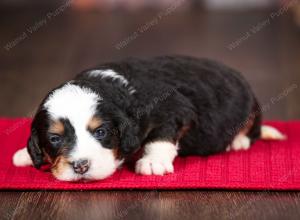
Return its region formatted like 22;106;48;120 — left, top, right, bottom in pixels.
118;116;140;156
27;128;44;169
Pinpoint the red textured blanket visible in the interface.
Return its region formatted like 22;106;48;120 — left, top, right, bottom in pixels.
0;118;299;190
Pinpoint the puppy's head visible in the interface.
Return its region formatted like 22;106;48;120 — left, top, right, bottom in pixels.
27;83;140;181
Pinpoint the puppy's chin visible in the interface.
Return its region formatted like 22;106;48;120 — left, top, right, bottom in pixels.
51;156;123;182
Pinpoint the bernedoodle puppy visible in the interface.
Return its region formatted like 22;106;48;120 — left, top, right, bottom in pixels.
13;55;285;181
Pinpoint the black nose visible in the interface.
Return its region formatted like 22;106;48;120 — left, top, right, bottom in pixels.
72;159;90;174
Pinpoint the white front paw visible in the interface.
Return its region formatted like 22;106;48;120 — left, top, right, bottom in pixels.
135;157;174;176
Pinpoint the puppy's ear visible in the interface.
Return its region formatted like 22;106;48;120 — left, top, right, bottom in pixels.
118;116;140;156
27;128;44;169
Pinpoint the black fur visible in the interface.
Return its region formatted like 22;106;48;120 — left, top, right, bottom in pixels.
77;55;261;155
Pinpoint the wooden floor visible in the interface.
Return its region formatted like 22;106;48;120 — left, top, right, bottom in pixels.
1;6;300;220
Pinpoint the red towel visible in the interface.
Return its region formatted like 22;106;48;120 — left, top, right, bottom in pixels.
0;118;299;190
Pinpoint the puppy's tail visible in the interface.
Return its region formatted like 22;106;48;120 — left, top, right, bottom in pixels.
261;125;287;140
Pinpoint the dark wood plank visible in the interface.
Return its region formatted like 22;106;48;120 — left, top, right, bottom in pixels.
2;191;300;220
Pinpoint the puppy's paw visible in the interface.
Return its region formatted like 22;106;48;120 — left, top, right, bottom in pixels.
231;135;251;151
13;148;32;167
135;141;177;176
135;157;174;176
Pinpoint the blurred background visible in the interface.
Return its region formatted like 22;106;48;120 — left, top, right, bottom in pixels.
0;0;300;119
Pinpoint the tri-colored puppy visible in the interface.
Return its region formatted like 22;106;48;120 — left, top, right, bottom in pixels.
13;56;285;181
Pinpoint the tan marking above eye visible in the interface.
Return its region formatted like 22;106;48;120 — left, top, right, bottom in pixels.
49;120;64;135
88;116;103;131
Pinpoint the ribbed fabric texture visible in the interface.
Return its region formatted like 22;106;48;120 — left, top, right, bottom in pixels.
0;118;298;190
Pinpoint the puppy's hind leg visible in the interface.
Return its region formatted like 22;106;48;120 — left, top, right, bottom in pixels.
227;134;251;151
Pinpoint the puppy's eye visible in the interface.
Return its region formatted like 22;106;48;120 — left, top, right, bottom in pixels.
94;127;107;140
49;134;62;145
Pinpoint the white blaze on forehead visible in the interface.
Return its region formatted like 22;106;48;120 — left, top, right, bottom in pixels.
44;83;101;127
88;69;136;94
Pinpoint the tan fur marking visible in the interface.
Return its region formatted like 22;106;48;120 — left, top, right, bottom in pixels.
112;148;120;159
49;120;64;135
239;115;255;136
88;116;103;131
176;124;191;140
51;156;69;177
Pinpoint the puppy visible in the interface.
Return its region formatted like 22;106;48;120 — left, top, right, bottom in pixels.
13;56;285;181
